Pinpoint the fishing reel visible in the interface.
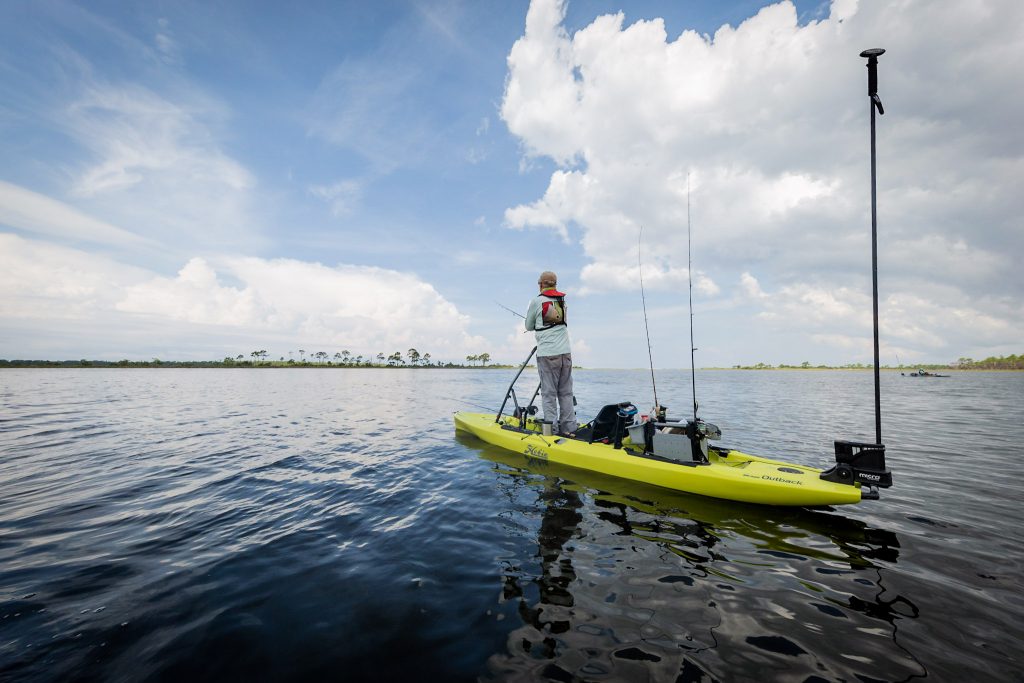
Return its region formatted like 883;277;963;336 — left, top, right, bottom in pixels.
687;419;722;441
617;404;638;420
683;419;721;464
512;405;538;420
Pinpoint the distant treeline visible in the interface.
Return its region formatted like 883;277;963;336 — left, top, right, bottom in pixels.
5;353;1020;371
0;359;515;369
954;354;1023;370
233;349;500;367
731;353;1023;370
732;362;910;370
0;352;514;370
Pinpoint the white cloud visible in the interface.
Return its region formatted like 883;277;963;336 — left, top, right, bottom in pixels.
0;234;149;321
501;0;1024;359
577;261;719;296
757;283;868;326
504;170;581;241
69;83;251;197
117;257;266;326
882;234;1009;286
501;0;583;165
119;255;490;355
748;279;1023;358
695;274;720;297
58;77;260;251
739;272;767;300
499;320;540;362
0;234;489;360
0;180;149;247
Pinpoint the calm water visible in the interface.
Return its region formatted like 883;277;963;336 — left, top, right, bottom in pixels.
1;368;1022;681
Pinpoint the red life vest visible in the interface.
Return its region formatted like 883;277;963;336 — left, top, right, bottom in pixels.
538;289;567;330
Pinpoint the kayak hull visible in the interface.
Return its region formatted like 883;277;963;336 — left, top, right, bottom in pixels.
454;412;862;507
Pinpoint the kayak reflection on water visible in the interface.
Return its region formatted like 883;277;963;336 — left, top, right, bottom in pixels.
468;440;919;682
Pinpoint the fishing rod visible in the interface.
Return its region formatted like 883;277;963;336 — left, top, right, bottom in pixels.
637;227;659;415
687;174;698;423
495;301;525;319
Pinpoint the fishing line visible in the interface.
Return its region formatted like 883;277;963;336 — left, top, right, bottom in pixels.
638;227;660;414
687;174;698;423
449;397;498;413
496;301;532;335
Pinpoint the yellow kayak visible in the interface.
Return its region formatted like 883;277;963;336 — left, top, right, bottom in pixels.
454;411;872;507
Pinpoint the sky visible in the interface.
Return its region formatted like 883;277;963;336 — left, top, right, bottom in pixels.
0;0;1021;368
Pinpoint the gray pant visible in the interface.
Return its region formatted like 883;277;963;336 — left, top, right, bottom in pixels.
537;353;577;434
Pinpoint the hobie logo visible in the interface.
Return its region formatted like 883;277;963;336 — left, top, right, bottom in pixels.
525;444;548;460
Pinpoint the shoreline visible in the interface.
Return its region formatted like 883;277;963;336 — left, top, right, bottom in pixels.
3;361;1021;372
0;360;518;370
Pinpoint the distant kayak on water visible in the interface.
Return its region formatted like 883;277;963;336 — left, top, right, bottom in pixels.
902;368;950;377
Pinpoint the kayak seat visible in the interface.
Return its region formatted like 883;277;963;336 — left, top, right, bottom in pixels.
574;402;637;449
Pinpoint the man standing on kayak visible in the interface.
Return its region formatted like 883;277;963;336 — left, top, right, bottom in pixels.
525;271;577;436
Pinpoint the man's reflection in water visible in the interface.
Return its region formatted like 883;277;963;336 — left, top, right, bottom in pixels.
501;482;582;659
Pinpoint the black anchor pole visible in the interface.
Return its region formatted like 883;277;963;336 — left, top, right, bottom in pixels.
861;48;885;445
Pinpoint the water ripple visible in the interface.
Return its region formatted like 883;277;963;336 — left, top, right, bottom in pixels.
1;368;1022;681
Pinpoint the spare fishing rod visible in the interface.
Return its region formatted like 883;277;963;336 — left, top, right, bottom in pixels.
637;226;659;417
679;174;719;466
687;173;698;424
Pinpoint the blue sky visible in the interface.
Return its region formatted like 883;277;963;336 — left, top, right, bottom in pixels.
1;0;1021;368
